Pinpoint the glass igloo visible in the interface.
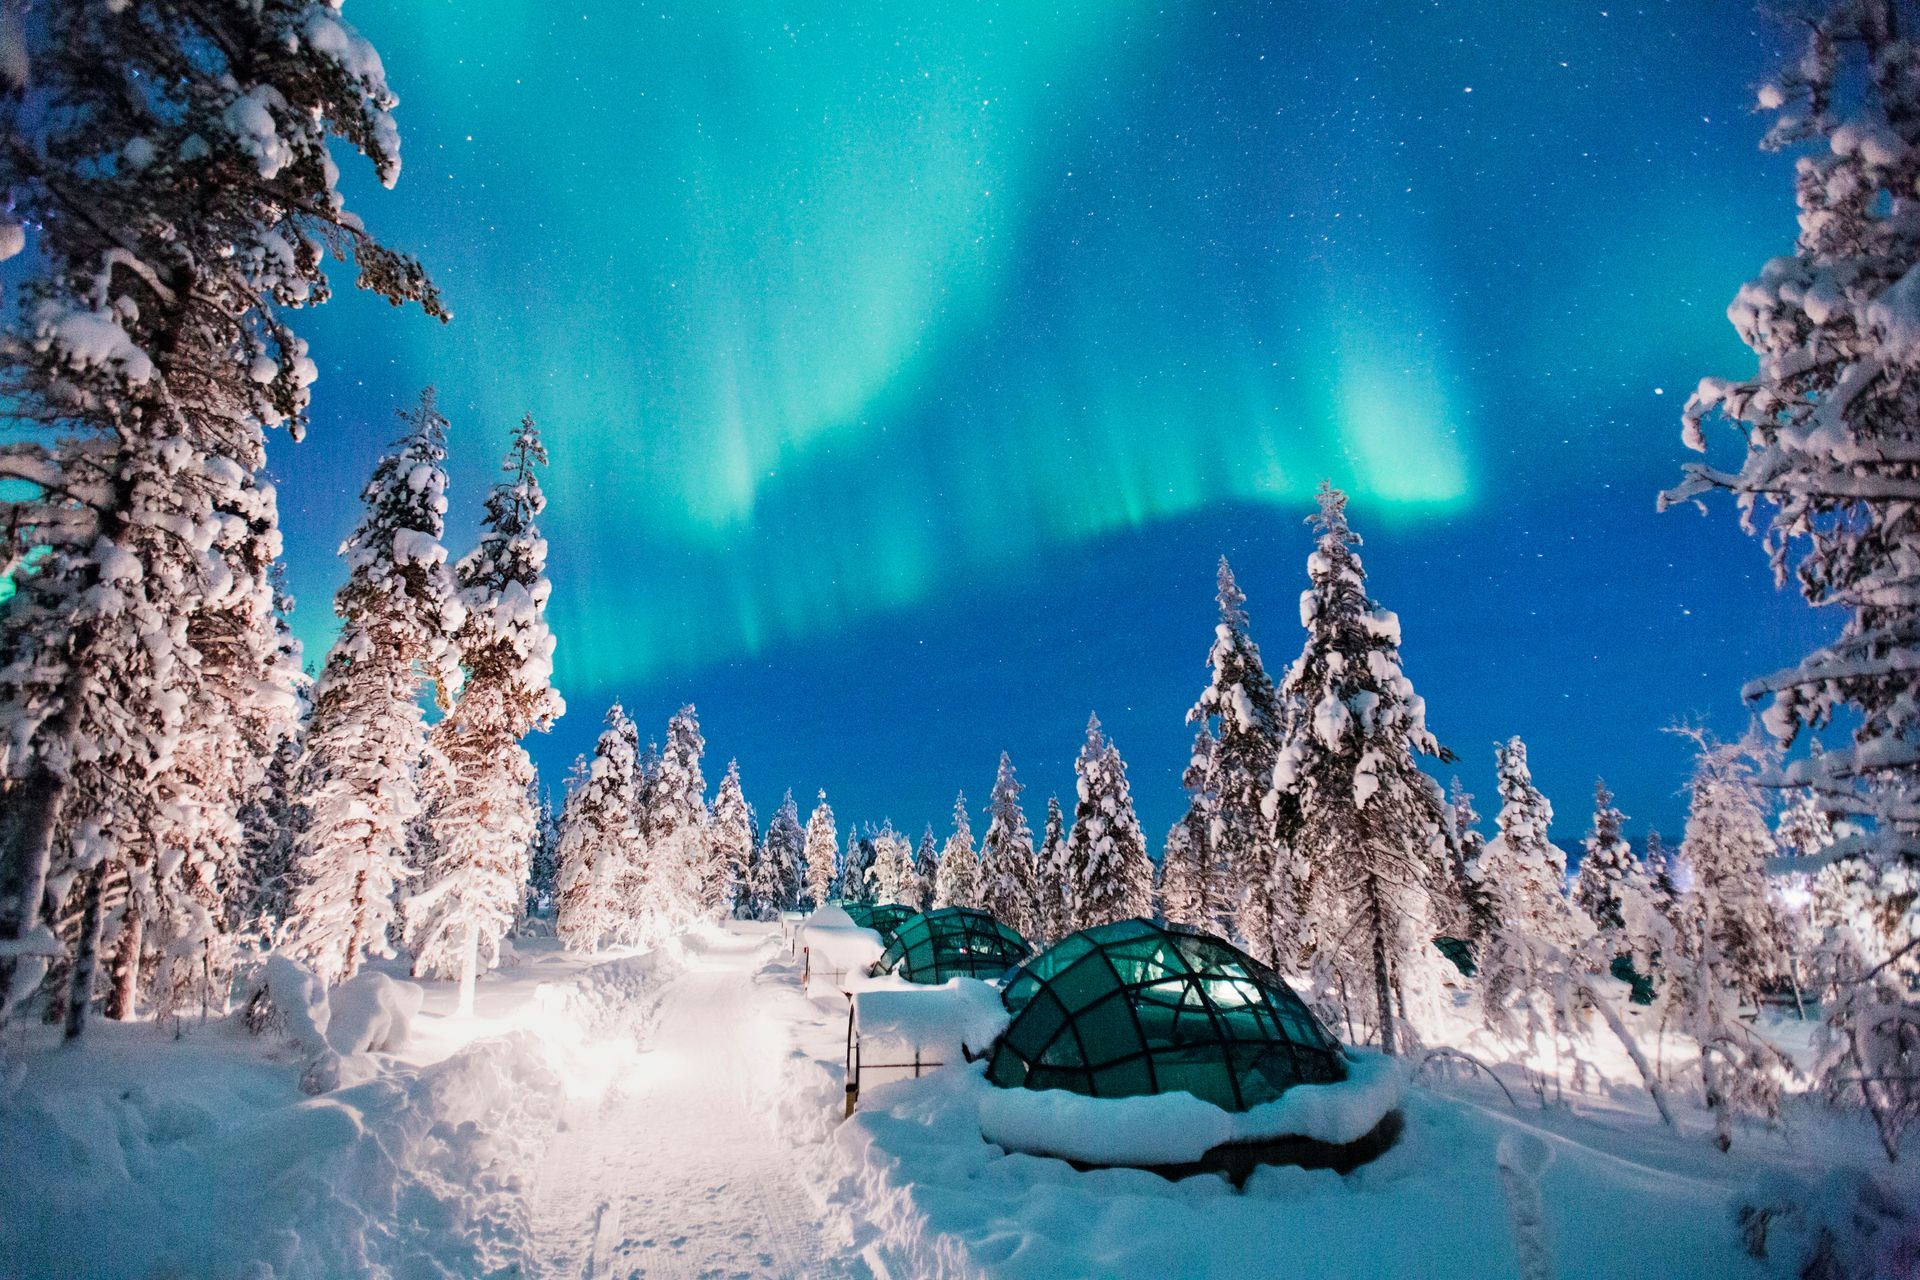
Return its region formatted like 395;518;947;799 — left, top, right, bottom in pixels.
839;902;918;943
986;919;1346;1110
875;907;1033;983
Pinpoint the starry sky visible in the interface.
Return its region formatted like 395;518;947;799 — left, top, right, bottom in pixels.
278;0;1829;847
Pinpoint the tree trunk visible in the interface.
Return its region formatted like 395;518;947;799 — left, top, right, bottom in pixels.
107;894;142;1020
3;478;130;1023
456;922;478;1017
342;866;370;983
0;703;81;1017
1365;871;1397;1056
63;862;105;1041
0;765;63;1018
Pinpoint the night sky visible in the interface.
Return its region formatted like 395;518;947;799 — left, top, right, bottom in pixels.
277;0;1830;846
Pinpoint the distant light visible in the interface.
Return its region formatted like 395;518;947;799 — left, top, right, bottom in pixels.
1654;387;1665;395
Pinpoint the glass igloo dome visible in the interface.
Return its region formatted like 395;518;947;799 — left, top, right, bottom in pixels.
875;907;1032;983
839;902;918;944
986;918;1346;1110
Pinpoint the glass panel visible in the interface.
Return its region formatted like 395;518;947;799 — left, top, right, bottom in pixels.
1089;1055;1154;1099
1067;993;1142;1068
1046;952;1119;1015
1152;1049;1237;1109
1007;991;1068;1060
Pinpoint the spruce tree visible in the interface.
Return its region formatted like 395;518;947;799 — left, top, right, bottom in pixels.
285;393;462;986
527;785;562;919
869;823;916;906
978;754;1041;939
554;708;640;951
1474;738;1584;1048
1186;559;1289;961
1573;780;1635;934
1446;778;1495;946
754;791;806;918
624;706;710;940
1159;819;1205;929
911;826;939;912
237;731;305;929
0;0;440;1029
1269;484;1452;1053
933;793;981;909
802;792;839;908
1168;728;1229;935
842;828;876;904
1675;733;1787;1003
711;761;755;919
1062;716;1154;932
407;415;562;1012
1663;0;1920;1159
1035;795;1070;943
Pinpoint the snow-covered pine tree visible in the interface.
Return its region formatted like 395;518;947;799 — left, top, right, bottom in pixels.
978;754;1041;939
753;792;806;918
527;784;561;920
1473;738;1586;1051
933;793;980;909
1445;777;1495;946
1166;728;1229;934
802;792;839;908
1662;0;1920;1160
1269;484;1452;1053
1659;735;1797;1152
1645;829;1681;907
1574;780;1636;934
284;393;463;986
869;823;916;907
554;708;640;952
406;414;563;1012
1062;716;1155;932
911;826;939;912
624;706;711;939
712;761;755;919
1159;819;1203;929
236;730;305;929
0;0;440;1030
1674;732;1787;1003
1035;795;1070;942
1186;559;1290;961
841;827;875;904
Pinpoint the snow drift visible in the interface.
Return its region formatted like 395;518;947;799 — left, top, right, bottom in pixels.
0;942;678;1280
977;1050;1404;1167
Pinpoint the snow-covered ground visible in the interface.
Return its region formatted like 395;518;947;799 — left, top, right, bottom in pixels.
527;926;867;1279
5;927;1914;1279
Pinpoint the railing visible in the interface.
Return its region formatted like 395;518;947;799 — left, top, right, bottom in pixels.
843;1001;946;1117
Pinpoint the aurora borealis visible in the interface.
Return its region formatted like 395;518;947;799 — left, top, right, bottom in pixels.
279;0;1829;839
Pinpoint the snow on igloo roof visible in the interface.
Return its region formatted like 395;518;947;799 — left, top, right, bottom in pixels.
876;907;1033;984
987;918;1346;1112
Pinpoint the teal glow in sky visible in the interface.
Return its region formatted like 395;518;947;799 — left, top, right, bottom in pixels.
280;1;1827;839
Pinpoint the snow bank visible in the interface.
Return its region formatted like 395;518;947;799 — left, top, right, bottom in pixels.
326;969;424;1055
801;908;887;996
853;977;1009;1065
1;940;680;1279
751;940;1919;1280
978;1051;1403;1166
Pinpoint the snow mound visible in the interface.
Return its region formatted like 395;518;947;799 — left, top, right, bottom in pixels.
853;977;1010;1065
978;1050;1404;1166
1;940;680;1279
326;969;424;1055
801;909;887;997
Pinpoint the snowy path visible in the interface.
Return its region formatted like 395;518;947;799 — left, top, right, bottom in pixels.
529;931;864;1280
